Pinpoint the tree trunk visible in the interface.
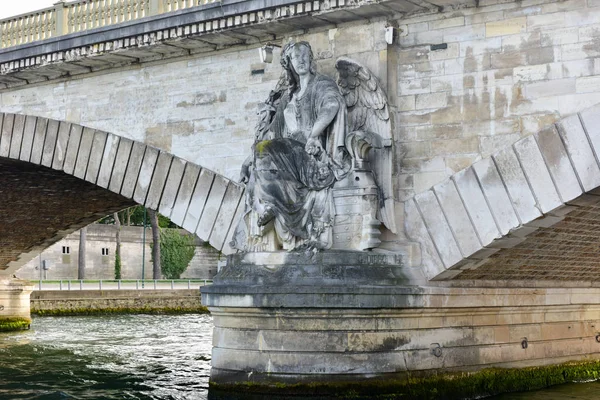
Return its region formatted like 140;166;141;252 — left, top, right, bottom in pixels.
148;209;161;279
114;212;122;279
78;227;86;280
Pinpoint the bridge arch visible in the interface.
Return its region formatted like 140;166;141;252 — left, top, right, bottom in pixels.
0;112;244;275
406;103;600;284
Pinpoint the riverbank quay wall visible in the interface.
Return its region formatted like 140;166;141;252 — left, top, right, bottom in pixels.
30;289;206;315
0;0;600;391
16;224;221;281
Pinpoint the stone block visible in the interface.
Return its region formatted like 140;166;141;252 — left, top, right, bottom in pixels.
196;175;229;241
430;16;465;30
535;125;582;202
575;75;600;94
433;179;481;257
512;135;562;213
415;190;463;268
168;163;200;226
52;122;72;171
133;146;159;205
442;23;486;42
405;198;446;279
158;158;186;217
452;167;499;246
486;17;527;38
108;138;133;194
221;201;245;255
85;130;108;184
555;114;600;192
41;119;59;168
527;12;565;31
30;117;48;165
62;125;83;175
460;37;502;57
0;114;13;158
18;115;36;162
524;78;576;99
182;168;214;234
501;31;541;52
398;95;416;111
96;135;120;189
145;151;173;210
398;79;431;95
513;64;548;82
579;103;600;168
73;127;95;180
540;27;579;47
209;183;244;251
491;51;527;69
416;92;448;110
472;157;519;234
429;43;460;61
120;141;146;199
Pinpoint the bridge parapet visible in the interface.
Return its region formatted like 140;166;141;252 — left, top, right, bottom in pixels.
0;0;215;50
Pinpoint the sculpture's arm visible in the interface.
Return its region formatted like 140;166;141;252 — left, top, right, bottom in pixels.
310;98;339;139
306;98;339;156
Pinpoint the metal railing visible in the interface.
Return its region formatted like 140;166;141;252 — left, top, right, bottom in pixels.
32;279;213;291
0;0;218;49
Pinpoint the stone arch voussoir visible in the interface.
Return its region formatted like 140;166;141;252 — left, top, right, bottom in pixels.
0;113;245;258
406;103;600;281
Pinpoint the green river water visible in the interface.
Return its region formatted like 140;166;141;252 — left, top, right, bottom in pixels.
0;314;597;399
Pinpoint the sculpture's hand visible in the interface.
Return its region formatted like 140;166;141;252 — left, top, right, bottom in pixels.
305;137;323;157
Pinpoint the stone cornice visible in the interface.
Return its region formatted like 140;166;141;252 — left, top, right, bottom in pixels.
0;0;431;88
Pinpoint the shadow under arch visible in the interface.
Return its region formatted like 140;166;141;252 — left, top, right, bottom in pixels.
0;113;245;275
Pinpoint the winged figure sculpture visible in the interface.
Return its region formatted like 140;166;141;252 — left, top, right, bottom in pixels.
232;41;395;253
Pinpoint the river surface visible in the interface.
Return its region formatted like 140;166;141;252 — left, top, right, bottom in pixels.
0;314;597;399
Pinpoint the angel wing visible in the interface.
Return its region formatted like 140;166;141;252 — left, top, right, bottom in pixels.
335;57;397;234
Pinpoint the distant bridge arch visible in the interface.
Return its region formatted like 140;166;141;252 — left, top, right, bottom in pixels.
0;112;244;275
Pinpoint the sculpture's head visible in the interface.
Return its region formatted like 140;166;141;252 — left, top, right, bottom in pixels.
281;41;316;91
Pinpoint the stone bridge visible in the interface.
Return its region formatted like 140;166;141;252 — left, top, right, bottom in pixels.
2;0;600;394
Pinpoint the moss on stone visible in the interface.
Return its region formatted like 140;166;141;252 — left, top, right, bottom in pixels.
0;316;31;332
31;305;209;316
209;360;600;399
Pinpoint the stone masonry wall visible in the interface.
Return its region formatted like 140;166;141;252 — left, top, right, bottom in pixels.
16;224;221;280
395;0;600;199
0;22;387;182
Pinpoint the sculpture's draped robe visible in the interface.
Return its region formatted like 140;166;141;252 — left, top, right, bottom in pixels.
253;75;349;248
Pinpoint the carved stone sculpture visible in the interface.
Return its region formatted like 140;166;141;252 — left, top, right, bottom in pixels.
232;41;395;252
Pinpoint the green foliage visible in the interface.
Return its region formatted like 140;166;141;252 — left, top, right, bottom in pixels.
98;206;178;228
0;317;31;332
157;229;195;279
209;360;600;399
114;252;122;280
32;306;209;316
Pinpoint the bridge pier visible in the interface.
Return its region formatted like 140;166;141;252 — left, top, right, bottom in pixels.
202;252;600;393
0;278;34;331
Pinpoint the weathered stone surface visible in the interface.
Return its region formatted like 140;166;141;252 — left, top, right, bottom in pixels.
85;130;108;184
133;146;159;205
415;190;462;268
433;179;481;257
492;147;541;223
452;167;499;246
535;125;582;203
73;127;95;180
145;151;173;210
472;157;519;235
513;136;562;213
559;117;600;191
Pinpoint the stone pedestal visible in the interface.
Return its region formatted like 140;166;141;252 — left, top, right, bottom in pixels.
202;252;600;389
0;278;34;331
